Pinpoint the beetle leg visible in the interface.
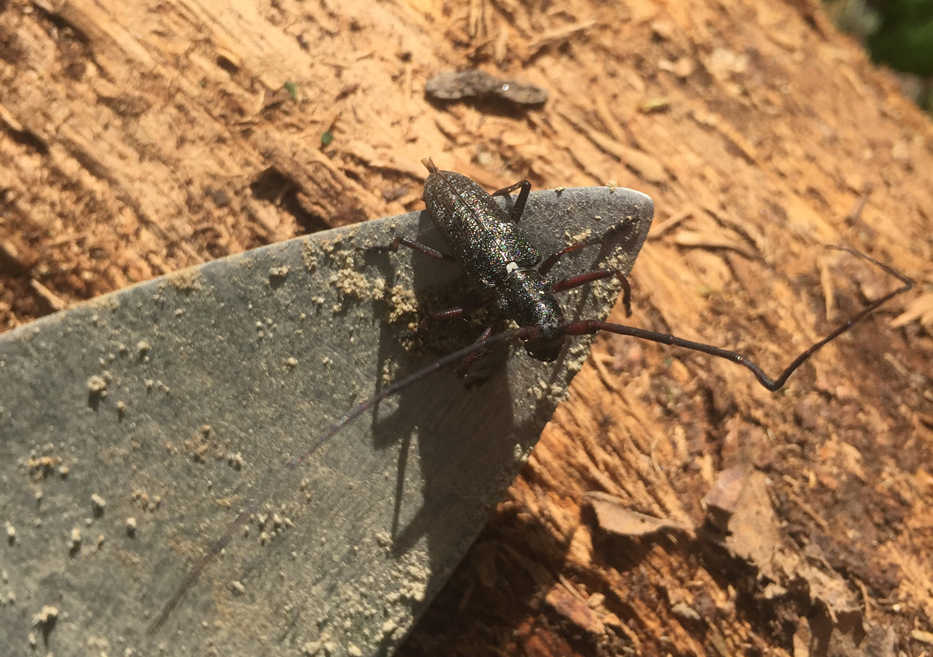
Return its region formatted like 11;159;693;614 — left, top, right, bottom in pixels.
538;236;604;275
419;293;495;328
492;179;531;223
539;223;636;275
426;306;468;321
389;236;456;261
551;269;632;316
455;326;495;386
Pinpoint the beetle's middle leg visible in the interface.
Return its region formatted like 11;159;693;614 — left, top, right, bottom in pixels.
551;270;632;316
419;296;499;384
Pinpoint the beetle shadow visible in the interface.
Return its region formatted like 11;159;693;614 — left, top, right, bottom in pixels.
362;209;522;560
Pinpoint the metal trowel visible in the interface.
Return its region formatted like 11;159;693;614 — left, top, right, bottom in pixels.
0;185;652;655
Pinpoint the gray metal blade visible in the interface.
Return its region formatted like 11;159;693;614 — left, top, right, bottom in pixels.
0;186;652;656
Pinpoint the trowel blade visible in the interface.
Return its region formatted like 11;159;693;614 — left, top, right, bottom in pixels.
0;186;652;656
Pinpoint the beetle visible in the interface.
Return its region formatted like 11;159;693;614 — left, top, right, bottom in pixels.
149;158;912;633
393;158;640;364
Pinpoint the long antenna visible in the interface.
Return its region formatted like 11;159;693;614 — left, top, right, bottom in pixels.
561;246;913;390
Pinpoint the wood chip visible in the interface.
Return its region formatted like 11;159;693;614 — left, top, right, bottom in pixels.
584;492;692;537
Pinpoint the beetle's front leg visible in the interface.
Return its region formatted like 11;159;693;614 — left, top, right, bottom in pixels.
491;179;531;223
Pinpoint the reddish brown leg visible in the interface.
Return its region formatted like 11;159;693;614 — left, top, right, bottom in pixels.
426;307;468;321
538;223;635;275
551;269;632;316
421;292;495;325
456;326;494;384
539;237;605;275
555;247;913;391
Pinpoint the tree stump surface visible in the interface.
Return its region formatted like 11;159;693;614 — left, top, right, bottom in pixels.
1;0;931;656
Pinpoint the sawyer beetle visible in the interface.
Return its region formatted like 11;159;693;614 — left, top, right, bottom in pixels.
149;158;913;633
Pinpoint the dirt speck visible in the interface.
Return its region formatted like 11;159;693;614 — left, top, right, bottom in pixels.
167;268;203;292
268;265;289;282
90;494;106;516
86;374;107;396
69;527;81;553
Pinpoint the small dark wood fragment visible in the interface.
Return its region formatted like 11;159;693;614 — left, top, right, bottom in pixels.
425;70;548;106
